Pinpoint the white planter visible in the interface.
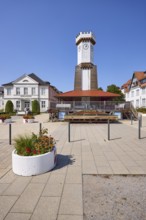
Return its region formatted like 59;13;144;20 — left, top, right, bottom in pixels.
12;147;57;176
23;118;34;123
0;118;11;123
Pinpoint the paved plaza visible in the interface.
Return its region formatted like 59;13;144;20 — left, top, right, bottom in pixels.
0;114;146;220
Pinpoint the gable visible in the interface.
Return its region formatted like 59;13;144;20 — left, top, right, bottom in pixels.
14;75;38;85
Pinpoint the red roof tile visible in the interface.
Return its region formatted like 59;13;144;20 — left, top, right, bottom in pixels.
56;90;120;97
134;72;146;80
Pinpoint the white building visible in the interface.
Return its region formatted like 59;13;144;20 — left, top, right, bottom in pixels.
121;71;146;108
0;87;4;110
2;73;60;112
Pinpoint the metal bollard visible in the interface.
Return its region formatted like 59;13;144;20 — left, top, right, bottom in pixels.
138;116;141;139
140;115;142;127
39;123;42;133
9;123;12;145
68;122;70;142
131;113;133;125
108;119;110;141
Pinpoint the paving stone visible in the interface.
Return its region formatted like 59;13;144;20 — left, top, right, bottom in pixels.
82;160;97;175
0;196;18;220
0;170;16;184
31;172;50;183
42;173;65;197
108;161;130;174
3;176;31;196
0;183;9;195
11;183;44;213
127;166;146;174
5;213;31;220
59;184;83;215
31;197;60;220
57;215;83;220
97;166;114;174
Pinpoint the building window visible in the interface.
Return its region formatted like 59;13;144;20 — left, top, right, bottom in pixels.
16;101;20;109
7;88;11;95
136;89;139;96
32;87;36;95
131;100;134;107
41;88;45;95
142;98;146;107
41;101;46;108
24;88;28;95
16;87;20;95
136;99;139;108
142;87;146;94
131;91;134;97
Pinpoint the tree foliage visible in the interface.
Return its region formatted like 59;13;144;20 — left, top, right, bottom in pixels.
5;100;14;113
32;100;40;114
98;87;103;91
106;84;125;101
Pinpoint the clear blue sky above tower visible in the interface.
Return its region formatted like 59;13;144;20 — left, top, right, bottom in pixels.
0;0;146;91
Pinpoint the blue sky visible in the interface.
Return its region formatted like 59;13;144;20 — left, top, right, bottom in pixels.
0;0;146;92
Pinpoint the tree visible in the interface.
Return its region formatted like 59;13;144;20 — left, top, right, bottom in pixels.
32;100;40;114
106;84;125;101
98;87;103;91
5;100;14;113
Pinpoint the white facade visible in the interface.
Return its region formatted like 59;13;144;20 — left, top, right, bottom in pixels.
77;42;94;65
2;73;60;112
124;87;146;108
76;32;96;91
0;89;4;110
122;72;146;108
82;69;91;90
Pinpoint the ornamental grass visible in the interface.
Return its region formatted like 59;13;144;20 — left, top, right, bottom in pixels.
14;128;56;156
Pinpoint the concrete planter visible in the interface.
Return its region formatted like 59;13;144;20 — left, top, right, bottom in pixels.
0;118;12;123
12;147;57;176
23;118;34;123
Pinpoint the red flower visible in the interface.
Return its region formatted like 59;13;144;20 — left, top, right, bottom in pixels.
26;147;31;153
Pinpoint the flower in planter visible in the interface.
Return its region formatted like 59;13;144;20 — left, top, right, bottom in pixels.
23;114;35;119
0;114;11;122
14;128;56;156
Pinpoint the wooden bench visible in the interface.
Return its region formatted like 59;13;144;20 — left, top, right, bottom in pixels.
64;115;118;122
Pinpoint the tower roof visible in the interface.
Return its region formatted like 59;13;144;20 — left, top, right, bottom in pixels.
76;32;96;45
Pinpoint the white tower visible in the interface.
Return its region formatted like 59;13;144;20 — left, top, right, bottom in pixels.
74;32;98;90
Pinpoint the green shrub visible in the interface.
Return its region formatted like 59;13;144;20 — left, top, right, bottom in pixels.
32;100;40;114
137;107;146;113
5;100;14;113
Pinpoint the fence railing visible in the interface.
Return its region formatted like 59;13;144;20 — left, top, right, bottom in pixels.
50;101;132;112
